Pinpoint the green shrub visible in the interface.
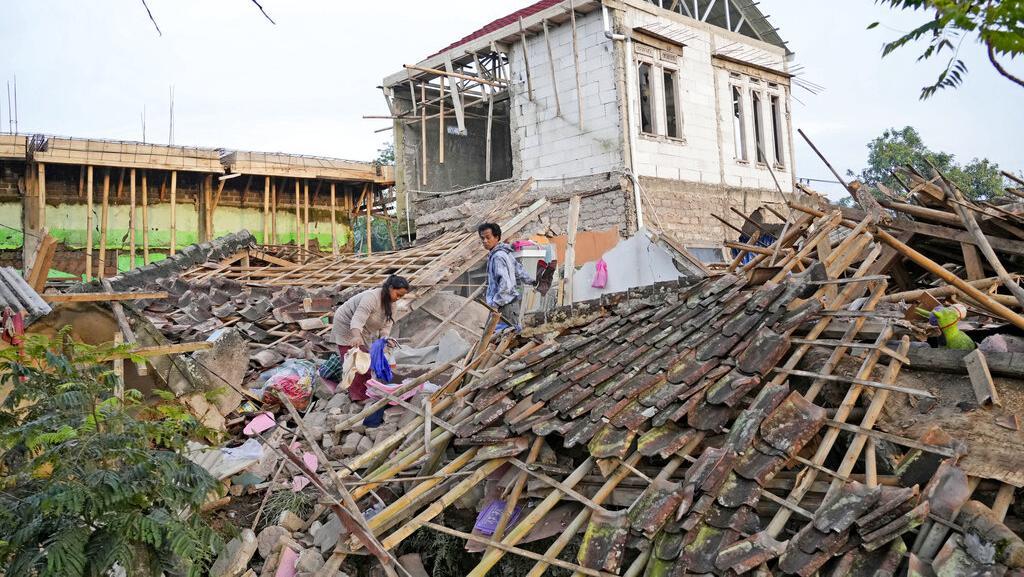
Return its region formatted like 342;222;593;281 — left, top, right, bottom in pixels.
0;332;223;577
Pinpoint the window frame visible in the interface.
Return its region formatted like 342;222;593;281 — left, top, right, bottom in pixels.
769;93;785;168
637;60;656;136
662;67;682;140
751;89;766;165
730;84;748;162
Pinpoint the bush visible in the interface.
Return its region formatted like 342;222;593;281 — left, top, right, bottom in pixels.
0;332;223;576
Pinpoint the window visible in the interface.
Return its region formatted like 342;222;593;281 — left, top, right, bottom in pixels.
638;62;654;135
663;69;680;139
731;86;747;161
770;94;784;166
751;91;765;163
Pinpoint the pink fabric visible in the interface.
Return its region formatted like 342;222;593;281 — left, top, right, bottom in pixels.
592;258;609;288
243;412;276;436
274;547;299;577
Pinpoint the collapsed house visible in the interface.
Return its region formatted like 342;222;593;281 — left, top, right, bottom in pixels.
25;159;1015;577
381;0;796;260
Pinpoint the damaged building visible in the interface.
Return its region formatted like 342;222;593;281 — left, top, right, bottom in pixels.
383;0;795;259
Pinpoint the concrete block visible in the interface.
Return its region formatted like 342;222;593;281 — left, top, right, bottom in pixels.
257;525;290;559
209;529;257;577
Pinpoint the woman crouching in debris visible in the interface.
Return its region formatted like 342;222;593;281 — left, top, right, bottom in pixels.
331;275;410;401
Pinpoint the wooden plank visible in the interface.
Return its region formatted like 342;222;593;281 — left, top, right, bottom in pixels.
85;166;94;281
169;170;177;255
42;291;169;303
141;170;149;264
129;168;136;270
37;163;46;230
964;348;1001;407
443;55;466;134
28;235;57;292
562;195;581;305
99;169;111;278
294;179;301;249
366;184;373;255
303;180;310;254
905;347;1024;379
774;368;934;398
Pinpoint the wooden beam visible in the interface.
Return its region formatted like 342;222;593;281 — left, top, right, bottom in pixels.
962;243;984;280
102;279;146;376
85;166;94;281
263;175;271;245
294;179;301;249
304;180;310;254
542;19;562;117
485;95;494;182
402;64;506;88
518;18;534;101
366;184;373;255
37;162;46;230
42;291;169;303
169;170;177;255
439;76;446;165
98;169;111;278
569;0;584;128
141;170;150;264
330;182;339;255
562;195;581;305
964;349;1000;407
444;55;467;133
420;83;427;187
204;174;214;242
129;168;137;270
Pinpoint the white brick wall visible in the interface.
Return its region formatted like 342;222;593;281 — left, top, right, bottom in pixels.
509;11;625;184
623;6;794;194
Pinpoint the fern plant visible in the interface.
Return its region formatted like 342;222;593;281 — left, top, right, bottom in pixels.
0;331;224;577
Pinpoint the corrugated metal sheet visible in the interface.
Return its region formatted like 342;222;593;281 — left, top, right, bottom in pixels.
0;267;51;325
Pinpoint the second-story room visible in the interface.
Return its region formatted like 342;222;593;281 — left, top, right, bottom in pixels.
382;0;798;257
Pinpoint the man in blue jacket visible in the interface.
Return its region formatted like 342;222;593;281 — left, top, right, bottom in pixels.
478;222;535;331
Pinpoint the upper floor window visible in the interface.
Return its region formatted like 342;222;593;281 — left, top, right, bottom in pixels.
638;62;655;135
751;90;765;163
731;85;748;161
635;44;684;140
770;94;784;167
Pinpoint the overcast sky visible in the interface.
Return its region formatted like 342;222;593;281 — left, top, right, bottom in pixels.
1;1;1021;200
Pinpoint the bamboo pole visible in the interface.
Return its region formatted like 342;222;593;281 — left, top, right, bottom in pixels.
380;458;509;549
485;95;494;182
542;19;562;117
128;168;136;270
85;166;94;281
467;458;596;577
98;169;110;279
271;180;278;244
141;170;149;264
489;437;544;551
169;170;177;255
875;229;1024;330
330;182;338;255
518;18;534;101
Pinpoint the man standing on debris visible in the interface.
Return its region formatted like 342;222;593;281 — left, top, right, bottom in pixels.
479;222;535;331
332;275;410;401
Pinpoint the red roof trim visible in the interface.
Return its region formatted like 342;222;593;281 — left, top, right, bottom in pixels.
428;0;563;58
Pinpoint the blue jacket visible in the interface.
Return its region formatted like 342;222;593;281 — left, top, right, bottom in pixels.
486;243;535;307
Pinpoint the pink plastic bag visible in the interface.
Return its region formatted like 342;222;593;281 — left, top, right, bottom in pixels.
592;259;608;288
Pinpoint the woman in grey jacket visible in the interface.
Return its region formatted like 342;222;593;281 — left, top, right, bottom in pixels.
332;275;410;400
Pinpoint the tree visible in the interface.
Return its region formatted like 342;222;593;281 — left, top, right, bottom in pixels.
375;142;395;166
0;332;223;577
848;126;1006;200
870;0;1024;99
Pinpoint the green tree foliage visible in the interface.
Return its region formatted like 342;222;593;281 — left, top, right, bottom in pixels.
0;332;223;577
849;126;1006;199
375;142;396;166
870;0;1024;98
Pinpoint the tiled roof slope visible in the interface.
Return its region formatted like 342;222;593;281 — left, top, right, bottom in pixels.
459;273;982;575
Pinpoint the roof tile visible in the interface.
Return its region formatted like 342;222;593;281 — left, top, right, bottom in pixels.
628;478;686;538
759;391;827;456
714;531;787;574
577;508;630;573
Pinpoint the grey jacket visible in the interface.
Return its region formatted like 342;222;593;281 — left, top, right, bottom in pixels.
331;288;393;346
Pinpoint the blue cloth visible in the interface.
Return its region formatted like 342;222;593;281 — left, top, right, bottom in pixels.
731;233;776;265
363;407;385;428
485;243;534;308
369;338;393;383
